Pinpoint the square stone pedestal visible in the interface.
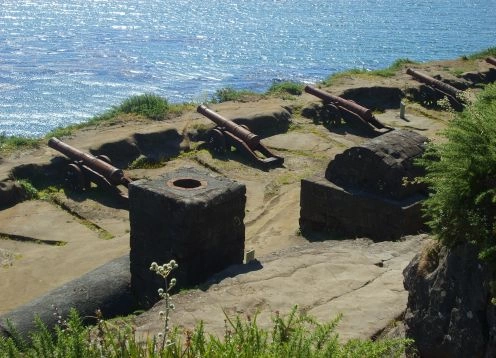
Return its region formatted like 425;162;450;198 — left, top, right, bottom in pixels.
129;167;246;307
299;175;426;241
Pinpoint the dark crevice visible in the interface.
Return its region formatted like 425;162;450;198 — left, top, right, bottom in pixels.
0;232;67;246
49;197;114;240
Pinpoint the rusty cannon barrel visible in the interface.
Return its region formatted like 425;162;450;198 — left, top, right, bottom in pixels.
48;137;131;188
197;104;283;167
304;85;385;130
305;85;373;122
487;57;496;67
406;68;463;99
197;104;260;148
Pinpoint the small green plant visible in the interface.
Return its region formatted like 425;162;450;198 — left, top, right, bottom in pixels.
149;260;178;351
118;94;169;120
16;179;39;200
46;126;75;139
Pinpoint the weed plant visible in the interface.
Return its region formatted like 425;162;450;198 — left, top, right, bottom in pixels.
0;259;412;357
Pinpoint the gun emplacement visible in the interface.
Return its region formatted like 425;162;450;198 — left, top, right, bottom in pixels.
197;105;284;168
406;68;465;110
304;85;386;131
48;137;131;196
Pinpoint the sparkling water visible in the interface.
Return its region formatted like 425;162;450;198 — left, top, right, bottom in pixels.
0;0;494;137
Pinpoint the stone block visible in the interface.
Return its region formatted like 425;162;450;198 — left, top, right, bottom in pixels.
300;175;426;241
129;167;246;307
326;129;428;200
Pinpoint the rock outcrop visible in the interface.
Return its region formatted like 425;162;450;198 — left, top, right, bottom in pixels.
403;241;496;357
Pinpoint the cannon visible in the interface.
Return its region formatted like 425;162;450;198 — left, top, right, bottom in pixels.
48;137;131;197
487;57;496;67
406;68;464;110
197;105;284;167
304;85;386;132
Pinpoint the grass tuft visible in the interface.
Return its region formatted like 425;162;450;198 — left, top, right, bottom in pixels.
323;58;417;86
117;94;170;120
212;87;261;103
0;134;40;152
462;47;496;60
267;81;305;98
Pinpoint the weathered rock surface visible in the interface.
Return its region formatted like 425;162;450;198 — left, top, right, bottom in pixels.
404;241;496;357
136;235;427;342
0;255;134;340
0;180;25;208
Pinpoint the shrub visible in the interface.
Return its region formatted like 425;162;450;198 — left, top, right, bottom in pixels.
117;94;169;120
418;83;496;260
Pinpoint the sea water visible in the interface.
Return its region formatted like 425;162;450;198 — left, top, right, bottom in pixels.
0;0;494;137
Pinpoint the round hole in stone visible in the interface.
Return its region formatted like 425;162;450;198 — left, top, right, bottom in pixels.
167;177;207;190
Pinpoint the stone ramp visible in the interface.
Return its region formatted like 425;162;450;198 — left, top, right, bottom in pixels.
135;234;427;342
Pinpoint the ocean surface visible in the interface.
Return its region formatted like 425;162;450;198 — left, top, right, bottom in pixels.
0;0;494;137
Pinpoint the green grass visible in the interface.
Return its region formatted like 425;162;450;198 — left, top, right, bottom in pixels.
323;58;417;85
118;93;169;120
267;81;305;98
212;87;261;103
128;156;169;170
0;134;40;152
462;47;496;60
15;179;40;200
